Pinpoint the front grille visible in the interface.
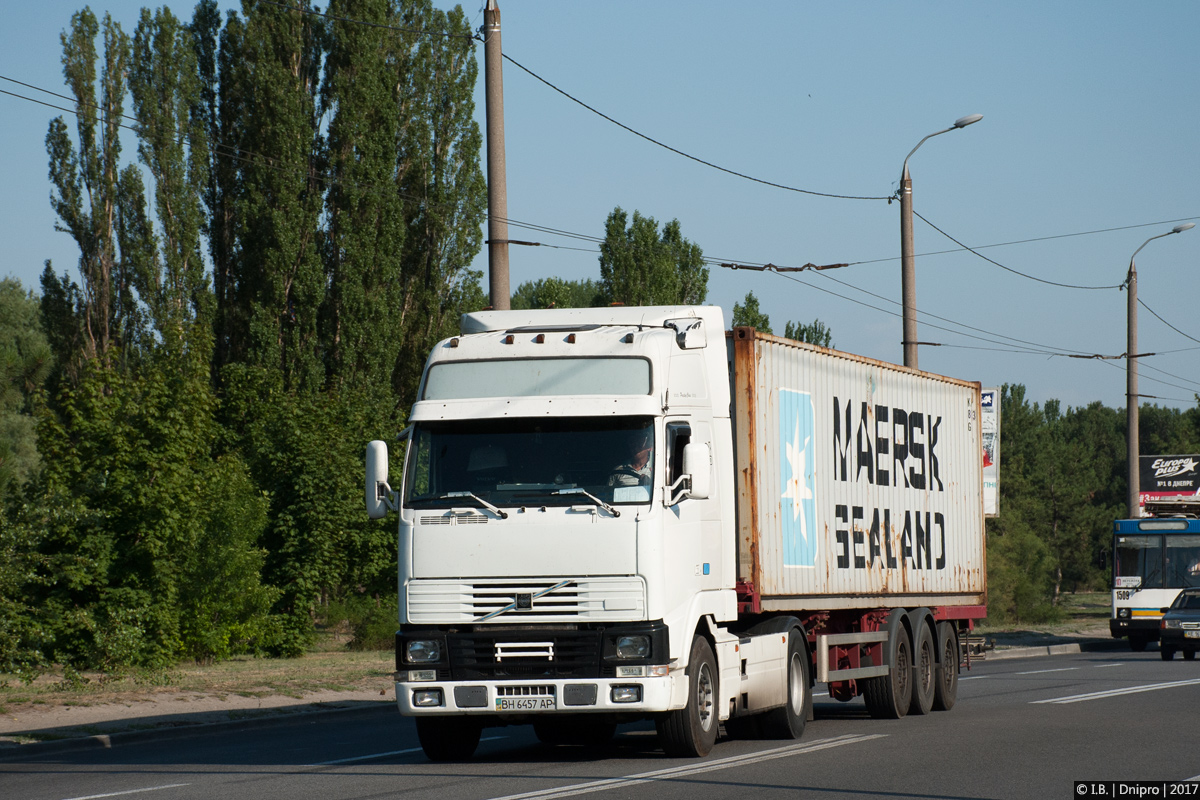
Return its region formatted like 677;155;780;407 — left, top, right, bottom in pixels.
407;577;646;623
448;630;602;680
496;685;556;697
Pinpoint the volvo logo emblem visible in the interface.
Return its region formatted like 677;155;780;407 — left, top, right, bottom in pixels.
515;593;533;609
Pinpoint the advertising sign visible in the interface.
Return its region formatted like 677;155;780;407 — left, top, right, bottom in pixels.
1139;455;1200;508
981;388;1000;517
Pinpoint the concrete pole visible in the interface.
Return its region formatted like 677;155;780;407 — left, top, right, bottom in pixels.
1124;222;1195;517
900;164;917;369
483;0;510;309
1127;260;1139;518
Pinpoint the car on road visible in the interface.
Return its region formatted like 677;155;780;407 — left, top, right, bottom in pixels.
1159;587;1200;661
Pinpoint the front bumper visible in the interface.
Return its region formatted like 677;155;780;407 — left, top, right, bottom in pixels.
395;674;679;716
1110;617;1161;639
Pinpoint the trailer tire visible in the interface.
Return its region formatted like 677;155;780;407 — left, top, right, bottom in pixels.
657;635;719;757
533;716;617;747
758;629;811;740
908;621;936;716
863;619;912;720
932;622;959;712
416;717;482;762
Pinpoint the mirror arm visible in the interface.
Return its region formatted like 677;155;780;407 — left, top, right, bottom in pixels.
666;473;692;507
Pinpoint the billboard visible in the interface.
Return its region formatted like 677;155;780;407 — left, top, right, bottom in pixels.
981;388;1000;517
1140;455;1200;508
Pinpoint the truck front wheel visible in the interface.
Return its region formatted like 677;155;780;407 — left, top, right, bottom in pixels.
657;636;718;757
759;629;811;740
415;717;482;762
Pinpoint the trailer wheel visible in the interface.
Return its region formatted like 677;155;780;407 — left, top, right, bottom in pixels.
657;635;718;757
534;716;616;747
415;717;482;762
759;629;811;740
863;624;912;719
908;621;936;716
932;622;959;712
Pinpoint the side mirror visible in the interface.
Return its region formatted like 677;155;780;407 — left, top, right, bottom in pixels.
366;440;391;519
682;442;711;499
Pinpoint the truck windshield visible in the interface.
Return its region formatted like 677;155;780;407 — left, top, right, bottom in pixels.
404;416;655;510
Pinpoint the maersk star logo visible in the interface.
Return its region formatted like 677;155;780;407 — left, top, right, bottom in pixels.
779;389;817;568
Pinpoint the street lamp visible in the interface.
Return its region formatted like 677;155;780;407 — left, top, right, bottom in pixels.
899;113;984;369
1126;222;1195;518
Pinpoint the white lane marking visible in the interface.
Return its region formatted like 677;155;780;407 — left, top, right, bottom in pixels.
310;735;507;766
1094;663;1123;669
485;734;886;800
61;785;189;800
1031;677;1200;705
960;675;989;681
1186;774;1200;782
813;691;828;697
1015;667;1079;676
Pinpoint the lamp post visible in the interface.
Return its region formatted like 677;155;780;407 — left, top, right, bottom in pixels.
1126;222;1195;518
899;114;983;369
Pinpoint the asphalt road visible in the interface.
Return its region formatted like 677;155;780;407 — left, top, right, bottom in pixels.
3;649;1199;800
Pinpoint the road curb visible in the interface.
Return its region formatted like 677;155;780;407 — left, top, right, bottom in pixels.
0;701;395;761
986;638;1126;661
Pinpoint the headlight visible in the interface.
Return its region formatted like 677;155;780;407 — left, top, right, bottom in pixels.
406;639;442;663
1118;608;1131;619
615;634;650;659
1163;619;1181;629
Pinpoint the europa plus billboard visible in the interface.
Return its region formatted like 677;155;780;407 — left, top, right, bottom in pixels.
1139;455;1200;507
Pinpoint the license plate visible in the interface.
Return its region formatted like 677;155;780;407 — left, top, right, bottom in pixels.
495;696;556;711
1185;631;1200;639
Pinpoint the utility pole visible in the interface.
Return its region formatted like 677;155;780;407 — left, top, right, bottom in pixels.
899;164;917;369
483;0;510;310
1125;222;1195;518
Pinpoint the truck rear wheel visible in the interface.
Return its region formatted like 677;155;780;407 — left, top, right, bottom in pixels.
863;624;912;719
657;635;718;757
758;629;811;740
932;622;959;712
415;717;482;762
908;621;936;716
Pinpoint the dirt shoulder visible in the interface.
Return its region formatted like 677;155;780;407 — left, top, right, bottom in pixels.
0;649;396;746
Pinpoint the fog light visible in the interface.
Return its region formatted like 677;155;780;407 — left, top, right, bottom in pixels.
615;634;651;659
408;670;437;682
412;688;443;707
611;684;642;703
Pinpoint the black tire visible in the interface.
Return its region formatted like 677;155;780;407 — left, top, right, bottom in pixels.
1161;646;1176;661
863;624;912;719
533;716;617;747
908;621;936;716
1184;650;1196;661
416;717;482;762
932;622;959;712
657;635;719;757
1130;635;1149;652
758;629;811;740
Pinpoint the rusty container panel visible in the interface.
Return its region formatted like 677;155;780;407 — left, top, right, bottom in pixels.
730;329;985;610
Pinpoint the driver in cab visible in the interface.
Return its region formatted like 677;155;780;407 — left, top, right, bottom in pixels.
608;429;653;487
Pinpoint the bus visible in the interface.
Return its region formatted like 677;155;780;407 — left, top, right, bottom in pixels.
1111;500;1200;651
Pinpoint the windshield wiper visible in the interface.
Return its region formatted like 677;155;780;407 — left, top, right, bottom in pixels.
552;487;620;518
440;491;509;519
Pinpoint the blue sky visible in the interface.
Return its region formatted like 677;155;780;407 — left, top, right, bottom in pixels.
3;2;1198;411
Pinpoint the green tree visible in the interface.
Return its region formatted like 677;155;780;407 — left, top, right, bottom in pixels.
0;280;52;499
598;208;707;307
511;277;602;310
784;318;833;348
731;291;771;332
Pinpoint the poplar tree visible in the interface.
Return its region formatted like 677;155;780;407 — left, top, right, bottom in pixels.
598;207;707;307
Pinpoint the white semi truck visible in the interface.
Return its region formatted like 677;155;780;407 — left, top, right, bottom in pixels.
366;305;987;761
